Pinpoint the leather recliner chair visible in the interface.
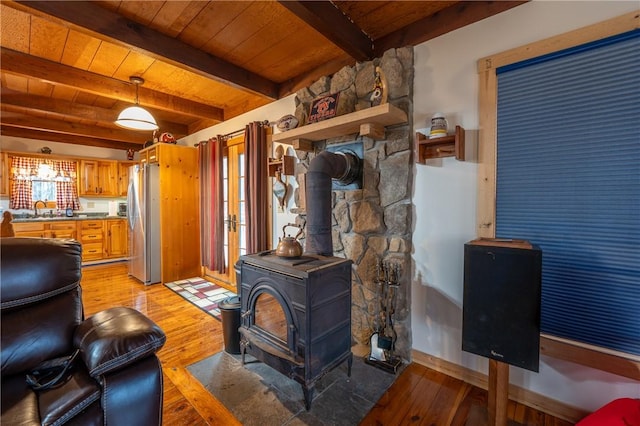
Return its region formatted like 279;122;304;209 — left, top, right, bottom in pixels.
1;238;166;425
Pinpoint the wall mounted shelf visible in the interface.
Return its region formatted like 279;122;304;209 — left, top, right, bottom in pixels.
271;103;408;151
268;155;295;177
416;125;465;163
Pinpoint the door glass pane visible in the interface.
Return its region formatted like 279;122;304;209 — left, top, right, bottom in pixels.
255;292;287;342
237;153;246;256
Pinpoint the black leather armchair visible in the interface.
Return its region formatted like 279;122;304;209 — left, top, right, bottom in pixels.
1;238;166;425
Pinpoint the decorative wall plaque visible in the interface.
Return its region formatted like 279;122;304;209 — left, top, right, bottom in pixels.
308;93;340;123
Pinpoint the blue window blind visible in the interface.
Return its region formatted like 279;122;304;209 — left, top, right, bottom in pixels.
495;30;640;355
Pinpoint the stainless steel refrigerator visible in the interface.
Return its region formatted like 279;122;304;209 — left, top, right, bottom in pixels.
127;163;161;285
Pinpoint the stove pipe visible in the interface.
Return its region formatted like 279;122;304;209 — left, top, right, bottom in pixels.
305;150;361;256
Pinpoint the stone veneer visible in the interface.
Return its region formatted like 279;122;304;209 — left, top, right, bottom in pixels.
289;47;414;361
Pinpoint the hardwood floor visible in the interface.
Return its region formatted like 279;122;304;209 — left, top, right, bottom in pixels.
80;262;574;426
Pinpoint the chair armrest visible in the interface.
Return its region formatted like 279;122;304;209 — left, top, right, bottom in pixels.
73;307;166;377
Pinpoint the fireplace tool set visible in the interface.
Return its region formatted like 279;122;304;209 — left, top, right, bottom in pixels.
367;259;403;373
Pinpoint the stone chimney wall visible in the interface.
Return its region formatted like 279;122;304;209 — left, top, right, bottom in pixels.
291;47;414;361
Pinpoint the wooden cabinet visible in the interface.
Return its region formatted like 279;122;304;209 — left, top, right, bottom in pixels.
79;160;118;196
118;161;136;196
11;218;129;262
139;146;158;164
48;221;77;239
267;155;295;177
106;219;128;258
0;152;8;195
138;143;200;283
80;220;105;261
13;222;47;238
13;221;77;239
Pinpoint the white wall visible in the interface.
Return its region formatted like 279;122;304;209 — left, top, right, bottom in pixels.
1;136;131;160
412;1;639;413
180;94;298;247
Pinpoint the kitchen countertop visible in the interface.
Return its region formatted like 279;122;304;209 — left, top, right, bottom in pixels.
11;215;126;223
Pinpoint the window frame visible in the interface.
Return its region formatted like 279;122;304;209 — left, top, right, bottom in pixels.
476;11;640;380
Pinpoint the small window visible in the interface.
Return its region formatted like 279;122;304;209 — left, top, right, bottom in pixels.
32;181;57;205
9;156;80;211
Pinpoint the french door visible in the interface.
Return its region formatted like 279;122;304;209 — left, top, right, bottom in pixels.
205;136;247;288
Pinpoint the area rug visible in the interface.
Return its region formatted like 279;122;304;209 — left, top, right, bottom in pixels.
187;351;400;425
164;277;236;321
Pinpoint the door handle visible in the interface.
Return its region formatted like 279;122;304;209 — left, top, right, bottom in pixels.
226;214;237;232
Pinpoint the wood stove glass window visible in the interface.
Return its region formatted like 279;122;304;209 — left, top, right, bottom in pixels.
255;292;287;342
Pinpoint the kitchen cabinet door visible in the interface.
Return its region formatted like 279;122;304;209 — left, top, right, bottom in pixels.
13;222;46;238
49;221;78;239
80;160;118;196
106;219;128;258
118;161;136;196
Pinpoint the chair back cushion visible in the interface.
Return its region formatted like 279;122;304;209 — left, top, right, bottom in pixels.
1;238;83;375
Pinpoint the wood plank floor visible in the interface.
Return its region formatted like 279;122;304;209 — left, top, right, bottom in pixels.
80;262;574;426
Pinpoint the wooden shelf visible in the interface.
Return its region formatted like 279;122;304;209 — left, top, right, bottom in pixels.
268;155;295;177
271;103;408;151
416;125;465;163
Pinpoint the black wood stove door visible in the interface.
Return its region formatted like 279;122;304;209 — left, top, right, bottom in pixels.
243;278;301;359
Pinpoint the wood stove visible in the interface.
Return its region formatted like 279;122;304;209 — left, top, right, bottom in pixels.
236;253;352;409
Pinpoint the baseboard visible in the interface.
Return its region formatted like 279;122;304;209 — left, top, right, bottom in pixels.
411;349;589;424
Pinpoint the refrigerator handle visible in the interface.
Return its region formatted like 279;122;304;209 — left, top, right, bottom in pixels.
127;178;135;230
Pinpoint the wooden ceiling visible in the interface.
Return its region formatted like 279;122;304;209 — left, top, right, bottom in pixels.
0;1;525;151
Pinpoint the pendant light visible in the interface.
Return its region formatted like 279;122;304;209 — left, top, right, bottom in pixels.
115;76;159;131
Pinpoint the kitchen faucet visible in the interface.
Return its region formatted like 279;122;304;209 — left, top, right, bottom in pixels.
34;200;46;217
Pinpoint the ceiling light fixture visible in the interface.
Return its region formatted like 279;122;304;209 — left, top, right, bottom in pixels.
115;76;159;131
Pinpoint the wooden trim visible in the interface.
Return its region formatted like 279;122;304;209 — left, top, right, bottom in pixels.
476;67;497;238
541;335;640;381
477;11;639;73
476;11;640;375
411;349;589;424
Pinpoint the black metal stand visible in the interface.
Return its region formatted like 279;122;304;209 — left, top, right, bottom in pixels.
364;355;402;374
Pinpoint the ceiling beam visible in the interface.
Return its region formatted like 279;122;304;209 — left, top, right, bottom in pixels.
1;48;224;121
11;0;279;100
1;126;141;151
0;112;151;145
374;1;528;55
1;91;188;136
277;1;373;62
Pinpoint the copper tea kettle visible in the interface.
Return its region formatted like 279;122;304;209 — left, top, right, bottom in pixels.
275;223;303;258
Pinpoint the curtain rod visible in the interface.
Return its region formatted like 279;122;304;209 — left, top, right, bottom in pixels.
194;120;270;147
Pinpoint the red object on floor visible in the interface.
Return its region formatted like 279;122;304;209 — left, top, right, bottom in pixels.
576;398;640;426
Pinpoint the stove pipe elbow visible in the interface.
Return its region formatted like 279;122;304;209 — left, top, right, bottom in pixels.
305;150;360;256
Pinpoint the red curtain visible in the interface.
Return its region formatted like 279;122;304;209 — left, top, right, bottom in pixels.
53;160;80;210
244;122;269;253
198;136;226;273
9;157;80;210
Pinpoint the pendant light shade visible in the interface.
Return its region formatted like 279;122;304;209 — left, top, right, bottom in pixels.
115;76;159;131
